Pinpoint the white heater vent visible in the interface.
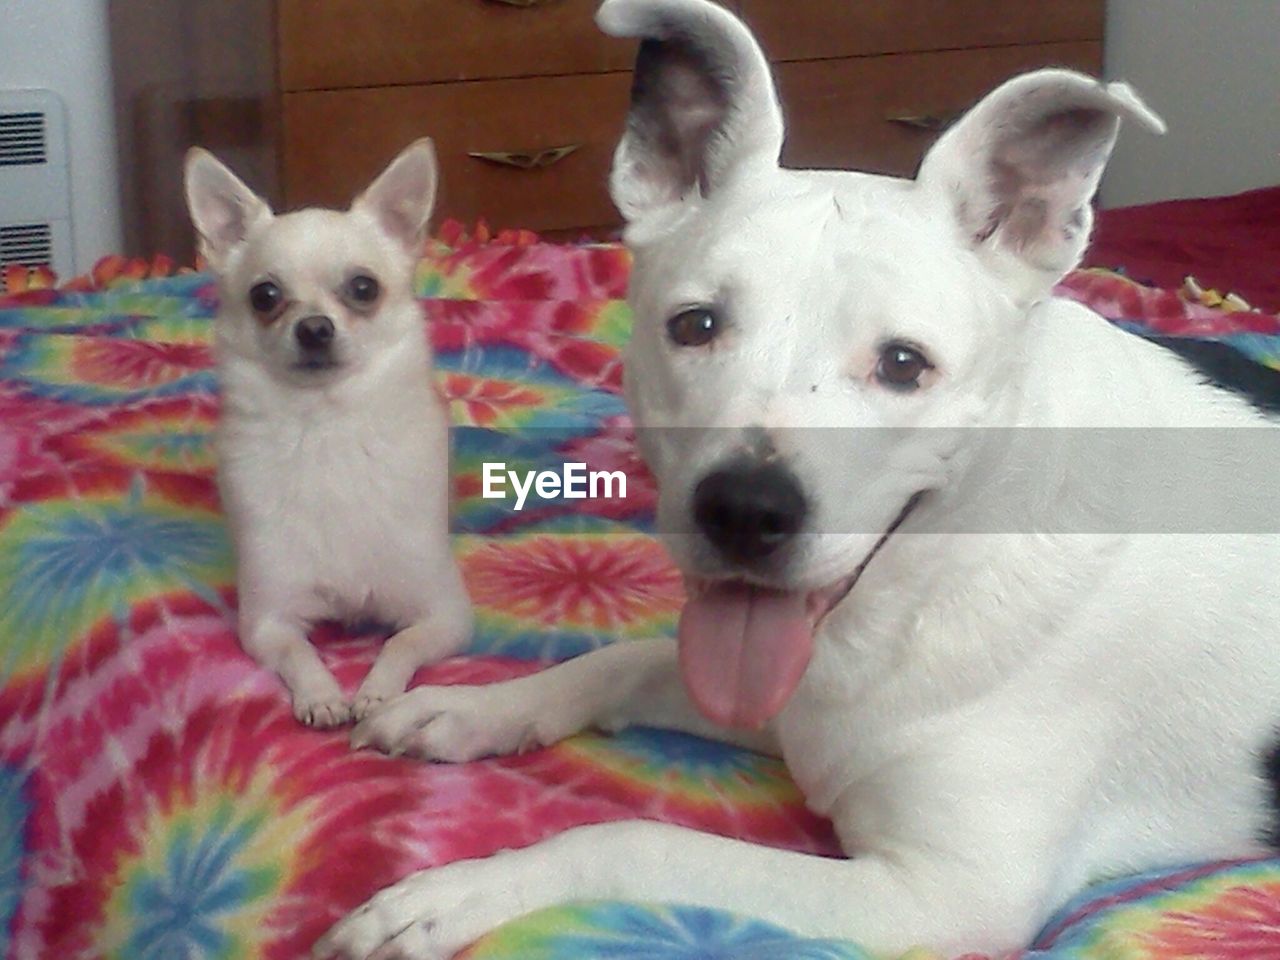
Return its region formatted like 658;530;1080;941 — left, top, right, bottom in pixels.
1;223;53;263
0;111;48;167
0;89;72;287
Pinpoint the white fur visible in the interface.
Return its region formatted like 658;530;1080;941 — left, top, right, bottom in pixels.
185;140;473;728
316;2;1278;957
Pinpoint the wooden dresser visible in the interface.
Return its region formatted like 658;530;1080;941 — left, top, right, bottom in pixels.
109;0;1104;261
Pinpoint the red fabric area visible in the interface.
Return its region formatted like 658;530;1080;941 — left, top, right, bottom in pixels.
1085;186;1280;313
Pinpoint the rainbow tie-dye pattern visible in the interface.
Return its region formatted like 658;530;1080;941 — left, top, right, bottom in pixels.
3;237;1280;960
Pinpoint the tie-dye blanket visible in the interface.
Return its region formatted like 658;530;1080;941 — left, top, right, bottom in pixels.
3;236;1280;960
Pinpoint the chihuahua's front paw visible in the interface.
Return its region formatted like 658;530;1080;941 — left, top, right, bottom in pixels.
295;695;351;729
313;854;533;960
352;670;413;723
350;685;539;763
290;674;351;728
350;692;388;724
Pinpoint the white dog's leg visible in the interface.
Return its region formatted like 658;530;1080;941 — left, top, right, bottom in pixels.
244;617;349;728
351;638;777;760
352;596;474;722
314;819;1047;960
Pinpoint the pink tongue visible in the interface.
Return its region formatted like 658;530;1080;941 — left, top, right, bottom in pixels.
678;583;815;729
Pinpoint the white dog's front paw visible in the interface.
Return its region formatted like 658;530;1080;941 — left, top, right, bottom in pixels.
350;685;539;763
313;857;528;960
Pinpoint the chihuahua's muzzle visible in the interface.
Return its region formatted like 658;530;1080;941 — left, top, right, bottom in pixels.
294;314;338;370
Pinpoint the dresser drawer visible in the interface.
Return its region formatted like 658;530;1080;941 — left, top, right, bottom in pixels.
278;0;639;91
740;0;1103;62
776;41;1104;177
282;72;632;232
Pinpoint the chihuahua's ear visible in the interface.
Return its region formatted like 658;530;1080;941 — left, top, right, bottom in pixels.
917;69;1164;301
183;148;272;272
353;138;438;255
598;0;783;227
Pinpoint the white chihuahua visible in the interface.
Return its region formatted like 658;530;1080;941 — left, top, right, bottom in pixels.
318;2;1280;958
185;140;473;728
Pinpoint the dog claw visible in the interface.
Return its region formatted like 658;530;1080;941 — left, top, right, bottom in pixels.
295;697;352;730
352;693;390;724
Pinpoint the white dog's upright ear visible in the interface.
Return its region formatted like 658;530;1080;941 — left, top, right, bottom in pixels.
352;137;439;255
597;0;783;224
917;69;1164;298
183;148;273;272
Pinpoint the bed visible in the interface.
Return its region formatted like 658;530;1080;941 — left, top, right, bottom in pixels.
3;190;1280;960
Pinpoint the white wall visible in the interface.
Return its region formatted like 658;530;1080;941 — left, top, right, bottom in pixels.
0;0;121;272
1101;0;1280;208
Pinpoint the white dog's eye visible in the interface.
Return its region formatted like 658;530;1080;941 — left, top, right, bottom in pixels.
667;307;718;347
344;273;380;308
876;342;932;391
248;280;284;320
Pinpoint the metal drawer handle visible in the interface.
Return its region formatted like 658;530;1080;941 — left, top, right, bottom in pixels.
483;0;558;7
886;111;963;133
469;143;582;170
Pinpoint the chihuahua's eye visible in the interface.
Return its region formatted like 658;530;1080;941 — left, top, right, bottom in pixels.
345;273;380;306
248;280;283;317
875;342;931;390
667;307;718;348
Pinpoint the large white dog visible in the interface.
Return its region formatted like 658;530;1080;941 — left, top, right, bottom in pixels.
318;1;1280;957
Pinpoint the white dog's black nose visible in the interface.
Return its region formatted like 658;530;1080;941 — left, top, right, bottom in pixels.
693;462;807;565
295;315;335;352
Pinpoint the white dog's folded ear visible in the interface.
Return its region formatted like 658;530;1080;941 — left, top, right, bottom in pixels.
917;69;1165;298
183;148;273;272
598;0;783;224
353;138;439;254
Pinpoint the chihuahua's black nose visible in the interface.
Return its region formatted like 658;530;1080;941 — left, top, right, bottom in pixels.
295;315;335;351
693;460;807;565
